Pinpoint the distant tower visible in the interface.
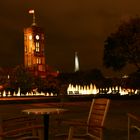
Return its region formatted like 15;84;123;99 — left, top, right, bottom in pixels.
74;52;79;72
24;10;46;78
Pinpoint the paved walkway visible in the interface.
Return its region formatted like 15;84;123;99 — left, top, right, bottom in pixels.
0;99;140;139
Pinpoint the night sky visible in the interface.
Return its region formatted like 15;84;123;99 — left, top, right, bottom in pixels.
0;0;139;77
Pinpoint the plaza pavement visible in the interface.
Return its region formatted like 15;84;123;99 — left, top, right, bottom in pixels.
0;98;140;139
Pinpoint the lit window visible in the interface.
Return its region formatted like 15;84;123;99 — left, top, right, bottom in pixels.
29;35;32;40
37;58;41;64
35;42;40;52
25;45;27;52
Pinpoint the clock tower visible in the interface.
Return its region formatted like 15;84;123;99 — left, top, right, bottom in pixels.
24;10;46;78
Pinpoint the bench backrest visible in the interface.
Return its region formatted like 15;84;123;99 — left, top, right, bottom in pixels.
0;114;43;140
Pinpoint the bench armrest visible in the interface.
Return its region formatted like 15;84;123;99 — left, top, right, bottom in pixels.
128;113;140;122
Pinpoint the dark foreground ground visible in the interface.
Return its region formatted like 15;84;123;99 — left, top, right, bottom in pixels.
0;98;140;140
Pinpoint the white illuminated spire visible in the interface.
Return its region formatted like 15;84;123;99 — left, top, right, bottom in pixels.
74;52;79;72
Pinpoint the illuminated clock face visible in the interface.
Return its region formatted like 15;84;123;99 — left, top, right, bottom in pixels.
36;35;39;40
29;35;32;40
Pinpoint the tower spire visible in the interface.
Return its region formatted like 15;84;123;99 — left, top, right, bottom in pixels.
29;9;36;26
74;51;79;72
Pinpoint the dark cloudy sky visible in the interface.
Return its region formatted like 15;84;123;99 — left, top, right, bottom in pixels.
0;0;140;77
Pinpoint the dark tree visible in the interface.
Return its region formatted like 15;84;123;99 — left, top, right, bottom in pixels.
58;69;104;85
84;69;104;81
11;65;34;94
104;17;140;71
33;76;45;92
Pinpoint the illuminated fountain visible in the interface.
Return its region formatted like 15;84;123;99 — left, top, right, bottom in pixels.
67;83;139;96
0;84;139;98
67;84;99;95
0;88;57;97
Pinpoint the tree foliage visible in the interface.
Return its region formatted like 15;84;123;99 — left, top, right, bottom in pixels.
11;65;34;94
58;69;104;85
103;17;140;71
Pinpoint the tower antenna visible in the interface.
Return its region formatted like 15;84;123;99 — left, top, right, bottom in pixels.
29;9;36;26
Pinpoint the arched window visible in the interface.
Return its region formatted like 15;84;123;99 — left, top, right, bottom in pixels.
36;42;40;52
37;58;41;64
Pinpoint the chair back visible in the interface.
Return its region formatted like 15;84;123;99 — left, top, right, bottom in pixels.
87;98;110;139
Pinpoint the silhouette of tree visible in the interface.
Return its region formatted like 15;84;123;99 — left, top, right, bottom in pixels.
58;69;104;85
33;76;45;92
104;17;140;71
127;71;140;89
11;65;34;94
0;67;7;85
45;75;60;94
84;69;104;82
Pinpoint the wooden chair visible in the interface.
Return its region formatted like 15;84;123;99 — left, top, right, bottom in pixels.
68;98;110;140
127;113;140;140
0;115;44;140
56;98;110;140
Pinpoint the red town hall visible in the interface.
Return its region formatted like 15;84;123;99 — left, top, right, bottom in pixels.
24;10;58;78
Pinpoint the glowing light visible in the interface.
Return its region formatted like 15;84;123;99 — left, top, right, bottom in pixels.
74;52;79;72
67;84;99;95
17;88;20;96
36;35;39;40
67;83;139;96
29;10;34;14
29;35;32;40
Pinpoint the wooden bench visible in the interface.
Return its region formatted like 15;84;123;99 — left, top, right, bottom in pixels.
0;115;44;140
